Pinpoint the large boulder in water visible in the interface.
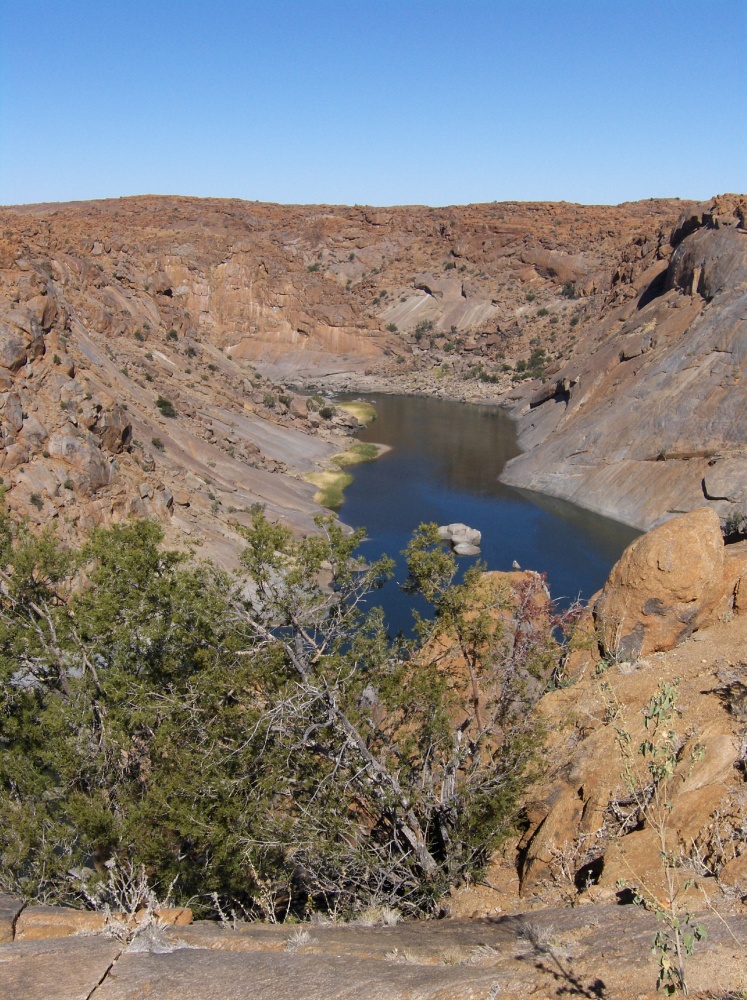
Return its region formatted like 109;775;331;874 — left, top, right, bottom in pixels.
438;523;482;553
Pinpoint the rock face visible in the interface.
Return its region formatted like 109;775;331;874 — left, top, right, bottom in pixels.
507;511;747;909
593;507;727;660
501;194;747;531
0;895;744;1000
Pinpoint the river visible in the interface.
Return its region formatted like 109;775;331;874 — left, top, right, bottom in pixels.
337;393;640;636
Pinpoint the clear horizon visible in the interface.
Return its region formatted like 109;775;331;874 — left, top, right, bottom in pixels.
1;0;745;209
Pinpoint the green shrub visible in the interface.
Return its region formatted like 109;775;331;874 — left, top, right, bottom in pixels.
0;509;567;919
29;493;43;510
318;404;336;420
166;329;179;342
151;437;165;451
156;396;177;418
414;320;433;342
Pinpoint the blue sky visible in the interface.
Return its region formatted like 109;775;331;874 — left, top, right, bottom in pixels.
1;1;744;207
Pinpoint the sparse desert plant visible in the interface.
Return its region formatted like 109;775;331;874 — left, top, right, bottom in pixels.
414;320;433;341
610;680;707;995
72;859;176;945
285;927;311;952
151;436;165;451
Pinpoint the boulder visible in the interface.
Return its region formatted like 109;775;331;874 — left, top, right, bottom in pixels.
94;404;132;453
290;394;308;419
47;434;111;489
453;542;481;556
0;392;24;432
437;523;482;550
1;442;30;471
0;323;28;370
18;414;49;450
593;508;725;660
718;852;747;891
15;905;107;940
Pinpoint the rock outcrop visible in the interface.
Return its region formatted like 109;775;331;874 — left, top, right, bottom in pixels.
501;195;747;531
498;511;747;909
437;521;482;555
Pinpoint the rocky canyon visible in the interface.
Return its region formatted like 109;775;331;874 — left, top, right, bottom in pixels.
1;192;746;999
1;192;745;561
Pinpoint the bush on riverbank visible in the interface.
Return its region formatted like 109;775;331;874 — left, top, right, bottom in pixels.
0;506;575;920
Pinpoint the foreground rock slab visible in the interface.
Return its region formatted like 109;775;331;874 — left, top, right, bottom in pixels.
0;935;121;1000
0;903;744;999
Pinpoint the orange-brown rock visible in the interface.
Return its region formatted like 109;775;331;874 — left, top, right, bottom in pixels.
593;507;725;660
0;191;744;559
15;905;107;940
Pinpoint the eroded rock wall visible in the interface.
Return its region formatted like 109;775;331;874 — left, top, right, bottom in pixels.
501;195;747;530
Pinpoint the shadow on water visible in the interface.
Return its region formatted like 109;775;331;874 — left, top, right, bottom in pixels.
337;393;640;637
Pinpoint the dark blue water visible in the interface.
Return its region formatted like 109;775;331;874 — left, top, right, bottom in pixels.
338;393;640;637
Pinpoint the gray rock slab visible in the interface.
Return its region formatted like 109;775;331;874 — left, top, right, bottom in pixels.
0;895;24;943
0;934;121;1000
94;947;506;1000
453;542;481;556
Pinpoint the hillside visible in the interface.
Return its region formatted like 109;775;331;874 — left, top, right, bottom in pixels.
7;193;744;554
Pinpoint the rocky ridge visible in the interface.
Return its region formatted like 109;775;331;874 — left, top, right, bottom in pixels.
2;193;719;549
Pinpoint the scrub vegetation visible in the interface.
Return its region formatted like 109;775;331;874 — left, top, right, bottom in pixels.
0;507;578;921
